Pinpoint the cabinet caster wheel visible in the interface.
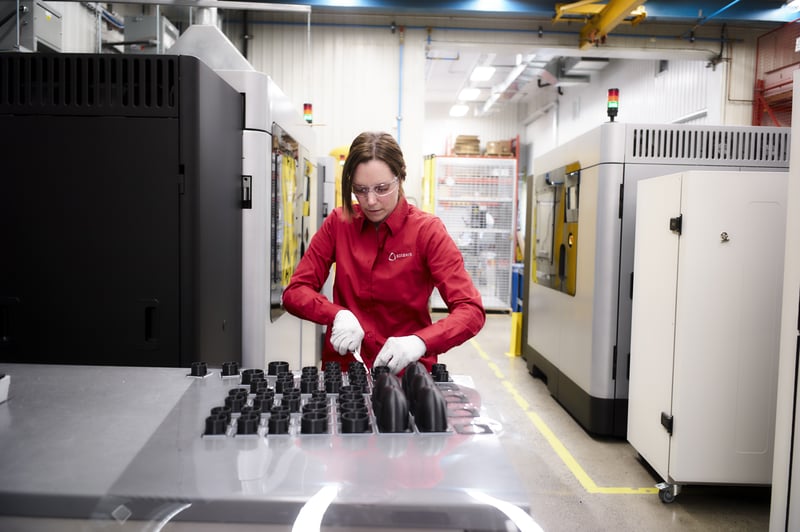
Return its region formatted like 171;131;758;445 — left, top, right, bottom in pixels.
658;488;675;504
656;482;680;504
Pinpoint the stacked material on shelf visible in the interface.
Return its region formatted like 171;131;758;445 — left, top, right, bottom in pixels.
453;135;480;155
485;140;512;156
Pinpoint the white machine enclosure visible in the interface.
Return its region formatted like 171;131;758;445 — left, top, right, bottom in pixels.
522;122;790;437
171;25;320;370
628;170;787;487
769;70;800;532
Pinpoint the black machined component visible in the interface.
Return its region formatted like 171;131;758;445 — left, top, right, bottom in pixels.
372;365;390;379
252;393;274;411
268;412;290;435
338;392;364;405
267;360;290;376
250;377;268;393
237;412;260;435
225;394;245;413
373;373;409;433
324;379;341;394
222;361;240;377
341;411;371;433
310;389;328;402
338;401;368;417
274;373;295;393
414;385;449;433
324;361;342;374
301;411;328;434
204;414;228;435
302;400;327;415
241;368;264;384
283;390;301;412
210;405;232;423
190;361;208;377
300;376;319;394
241;405;262;417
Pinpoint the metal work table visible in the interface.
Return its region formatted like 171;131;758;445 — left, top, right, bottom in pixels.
0;363;534;531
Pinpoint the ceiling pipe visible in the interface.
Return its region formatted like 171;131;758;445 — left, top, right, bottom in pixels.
682;0;741;39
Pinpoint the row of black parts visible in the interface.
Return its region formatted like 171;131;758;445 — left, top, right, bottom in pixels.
205;394;371;435
203;361;451;435
191;359;449;385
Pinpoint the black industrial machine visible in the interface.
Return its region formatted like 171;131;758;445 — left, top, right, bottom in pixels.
0;52;244;367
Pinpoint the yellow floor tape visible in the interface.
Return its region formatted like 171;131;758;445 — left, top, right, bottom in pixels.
470;338;658;495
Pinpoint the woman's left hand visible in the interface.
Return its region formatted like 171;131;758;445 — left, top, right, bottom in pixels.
374;335;427;374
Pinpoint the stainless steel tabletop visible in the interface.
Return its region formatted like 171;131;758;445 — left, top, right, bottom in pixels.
0;363;534;530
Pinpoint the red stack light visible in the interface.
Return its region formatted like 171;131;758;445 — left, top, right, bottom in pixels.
607;88;619;122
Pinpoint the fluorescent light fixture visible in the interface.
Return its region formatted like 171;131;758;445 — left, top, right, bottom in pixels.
458;87;481;101
449;104;470;117
470;66;496;81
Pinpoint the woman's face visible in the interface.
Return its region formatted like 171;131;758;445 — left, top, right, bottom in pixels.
351;159;400;224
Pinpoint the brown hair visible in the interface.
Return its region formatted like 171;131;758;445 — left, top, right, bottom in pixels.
341;131;407;218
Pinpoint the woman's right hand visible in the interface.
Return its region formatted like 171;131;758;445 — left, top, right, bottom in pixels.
330;310;365;355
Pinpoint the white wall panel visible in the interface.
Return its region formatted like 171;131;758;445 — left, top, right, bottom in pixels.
246;21;426;202
524;56;736;169
723;39;759;125
423;102;521;156
50;2;122;53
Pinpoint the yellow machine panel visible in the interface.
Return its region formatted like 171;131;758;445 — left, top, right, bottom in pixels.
533;162;580;296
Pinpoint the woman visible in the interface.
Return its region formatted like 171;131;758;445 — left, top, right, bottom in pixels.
282;131;485;374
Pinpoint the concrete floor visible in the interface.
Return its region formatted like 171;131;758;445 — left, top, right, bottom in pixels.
437;312;772;532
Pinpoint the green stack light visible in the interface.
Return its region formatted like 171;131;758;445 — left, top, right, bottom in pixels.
607;88;619;122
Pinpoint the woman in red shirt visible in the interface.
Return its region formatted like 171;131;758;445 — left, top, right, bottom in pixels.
282;132;485;374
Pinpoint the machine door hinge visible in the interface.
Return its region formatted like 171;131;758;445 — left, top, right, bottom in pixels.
661;412;673;435
629;271;634;300
612;345;617;380
669;214;682;235
178;164;185;195
242;175;252;209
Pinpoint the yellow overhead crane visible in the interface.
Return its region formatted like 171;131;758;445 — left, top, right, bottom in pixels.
554;0;647;49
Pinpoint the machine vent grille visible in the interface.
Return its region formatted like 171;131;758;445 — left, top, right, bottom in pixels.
629;126;790;165
0;53;179;117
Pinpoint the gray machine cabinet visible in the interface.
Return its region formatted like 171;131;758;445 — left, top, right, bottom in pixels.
522;123;790;437
627;170;787;499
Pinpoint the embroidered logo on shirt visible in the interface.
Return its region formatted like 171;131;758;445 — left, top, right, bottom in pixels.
388;251;413;262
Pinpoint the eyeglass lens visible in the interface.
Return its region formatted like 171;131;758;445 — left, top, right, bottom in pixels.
352;179;398;198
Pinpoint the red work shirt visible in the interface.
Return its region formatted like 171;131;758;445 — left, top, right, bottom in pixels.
282;196;485;370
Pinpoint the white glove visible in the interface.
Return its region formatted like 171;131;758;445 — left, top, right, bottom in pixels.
330;310;364;355
374;335;427;374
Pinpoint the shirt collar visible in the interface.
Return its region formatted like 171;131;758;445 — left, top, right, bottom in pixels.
355;196;410;234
